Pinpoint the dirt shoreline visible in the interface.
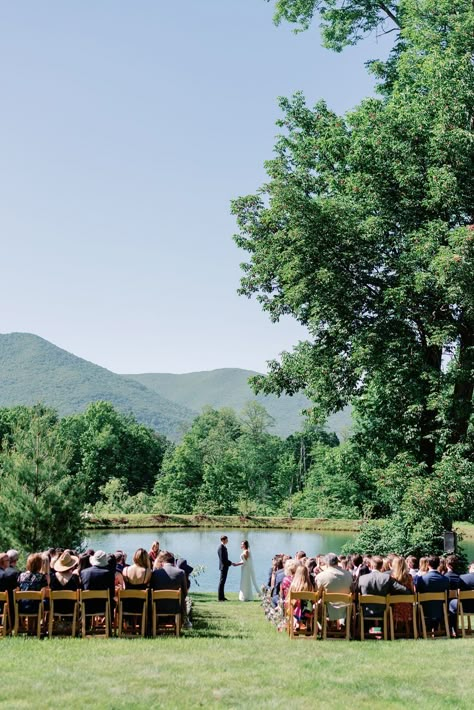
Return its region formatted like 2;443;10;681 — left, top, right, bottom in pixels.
84;513;363;532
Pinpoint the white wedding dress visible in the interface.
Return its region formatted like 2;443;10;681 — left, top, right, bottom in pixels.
239;550;259;601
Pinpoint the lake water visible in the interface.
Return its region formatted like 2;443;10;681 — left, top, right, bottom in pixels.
85;528;353;593
85;527;474;593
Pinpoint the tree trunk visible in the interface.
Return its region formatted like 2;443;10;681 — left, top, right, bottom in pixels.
419;344;442;474
449;322;474;445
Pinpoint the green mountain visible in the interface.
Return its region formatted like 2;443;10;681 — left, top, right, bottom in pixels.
0;333;195;439
124;370;352;439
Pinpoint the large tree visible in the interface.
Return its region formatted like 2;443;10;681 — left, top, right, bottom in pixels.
233;1;474;546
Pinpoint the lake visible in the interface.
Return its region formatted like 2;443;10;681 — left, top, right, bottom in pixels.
85;527;353;593
85;527;474;593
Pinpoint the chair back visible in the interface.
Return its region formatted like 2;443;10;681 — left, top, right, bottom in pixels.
13;590;44;638
49;590;79;637
358;594;388;641
79;590;111;638
417;591;449;639
387;594;418;640
321;592;353;640
151;590;181;637
0;592;9;637
117;589;148;637
458;590;474;638
287;591;318;639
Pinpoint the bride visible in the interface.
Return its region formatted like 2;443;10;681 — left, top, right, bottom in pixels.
237;540;259;601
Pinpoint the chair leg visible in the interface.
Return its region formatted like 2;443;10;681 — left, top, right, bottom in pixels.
48;608;54;638
81;605;86;638
389;608;395;641
152;605;156;638
360;610;365;641
322;607;327;640
72;607;77;638
175;614;180;637
118;605;123;638
443;604;450;639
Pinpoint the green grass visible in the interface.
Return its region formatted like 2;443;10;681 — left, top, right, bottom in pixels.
85;513;363;531
456;521;474;539
3;593;474;709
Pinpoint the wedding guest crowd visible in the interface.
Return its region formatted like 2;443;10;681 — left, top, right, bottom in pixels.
0;543;194;629
266;550;474;636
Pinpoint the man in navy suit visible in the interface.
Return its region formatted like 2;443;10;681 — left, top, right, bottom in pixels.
449;562;474;632
416;555;450;631
217;535;235;601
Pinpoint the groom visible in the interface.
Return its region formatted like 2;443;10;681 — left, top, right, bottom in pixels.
217;535;235;601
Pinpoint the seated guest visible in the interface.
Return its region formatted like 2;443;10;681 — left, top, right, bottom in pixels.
358;556;409;616
18;553;49;614
123;548;152;589
149;541;160;565
416;555;450;631
0;553;9;616
406;556;419;578
2;551;20;625
50;551;80;614
413;557;429;587
280;559;301;605
150;550;187;619
271;557;286;608
288;565;315;626
176;558;194;590
80;550;115;614
316;553;353;621
449;561;474;633
115;550;127;573
390;556;414;632
122;548;151;615
444;554;462;589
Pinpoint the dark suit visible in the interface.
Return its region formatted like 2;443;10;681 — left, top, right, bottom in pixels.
80;565;115;614
0;567;19;624
449;572;474;622
358;570;409;615
271;568;285;607
416;570;449;628
445;570;461;589
217;544;232;601
150;564;187;616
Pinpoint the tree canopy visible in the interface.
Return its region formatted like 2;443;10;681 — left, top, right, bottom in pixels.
233;0;474;551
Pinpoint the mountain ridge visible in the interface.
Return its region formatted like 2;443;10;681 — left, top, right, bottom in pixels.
0;332;351;439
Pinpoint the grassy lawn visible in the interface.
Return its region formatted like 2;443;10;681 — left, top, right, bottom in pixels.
2;593;474;709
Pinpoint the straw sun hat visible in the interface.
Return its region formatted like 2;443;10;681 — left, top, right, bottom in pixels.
53;551;79;572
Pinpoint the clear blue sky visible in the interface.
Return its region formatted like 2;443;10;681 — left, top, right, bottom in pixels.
0;1;390;374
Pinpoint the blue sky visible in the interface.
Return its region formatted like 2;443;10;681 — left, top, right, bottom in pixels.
0;1;391;374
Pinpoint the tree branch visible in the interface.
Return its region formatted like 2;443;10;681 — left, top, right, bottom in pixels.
377;2;401;29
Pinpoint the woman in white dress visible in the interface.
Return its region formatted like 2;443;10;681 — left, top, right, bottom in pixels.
238;540;259;601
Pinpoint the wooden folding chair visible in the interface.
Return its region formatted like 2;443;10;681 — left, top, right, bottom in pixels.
417;592;450;639
321;592;353;640
13;590;44;638
458;590;474;638
0;592;10;637
286;591;318;639
151;590;181;637
117;589;148;637
48;591;79;638
387;594;418;640
358;595;388;640
80;590;111;638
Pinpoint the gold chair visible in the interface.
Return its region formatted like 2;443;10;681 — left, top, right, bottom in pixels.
48;590;79;638
358;594;388;640
151;590;181;637
321;592;353;640
458;590;474;638
117;589;148;637
0;592;10;637
13;590;44;638
80;590;111;638
417;592;450;639
286;591;318;639
387;594;418;640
